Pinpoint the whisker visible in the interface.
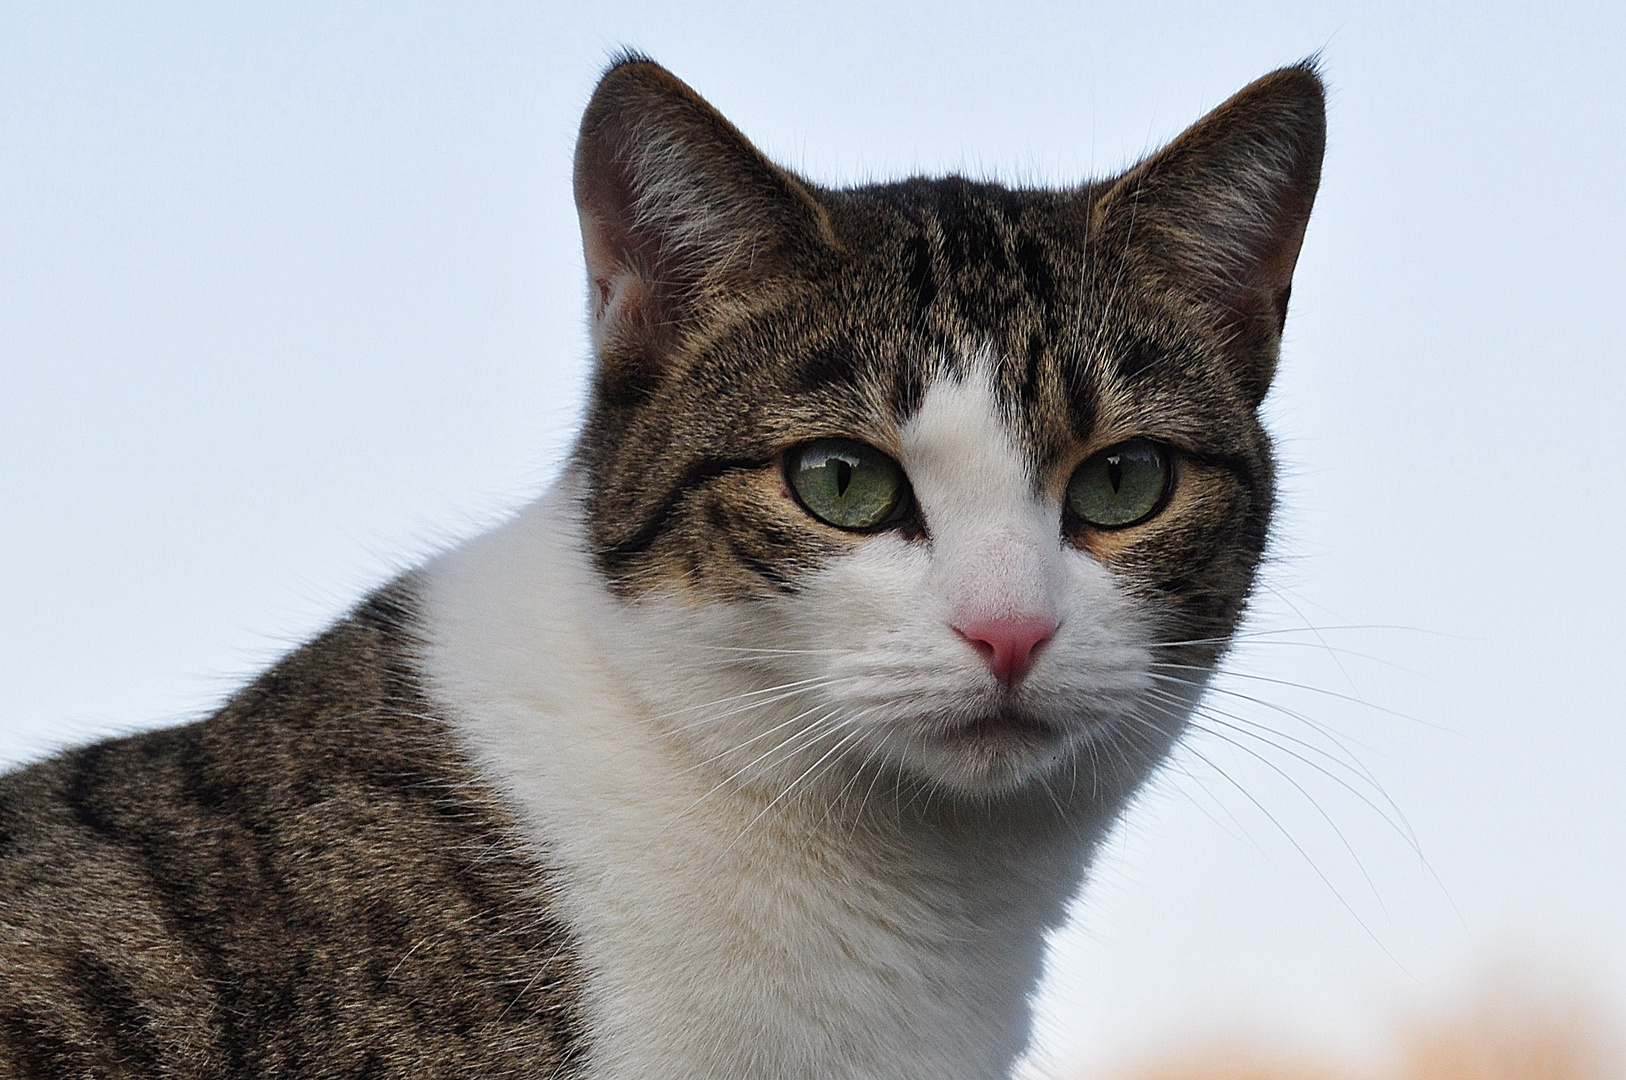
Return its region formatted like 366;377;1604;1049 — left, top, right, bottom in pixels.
1130;702;1407;968
687;644;848;658
1139;674;1429;873
1100;709;1259;843
710;720;871;867
1260;584;1360;693
1147;623;1451;650
1141;691;1398;911
549;672;872;759
617;696;858;813
592;704;866;896
1151;660;1443;732
1144;672;1392;792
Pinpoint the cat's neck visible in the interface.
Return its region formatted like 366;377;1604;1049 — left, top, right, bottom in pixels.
420;474;1124;1080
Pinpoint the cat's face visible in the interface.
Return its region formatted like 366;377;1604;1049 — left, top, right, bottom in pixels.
570;59;1322;799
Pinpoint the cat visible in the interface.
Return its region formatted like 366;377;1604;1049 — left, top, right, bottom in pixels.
0;55;1324;1080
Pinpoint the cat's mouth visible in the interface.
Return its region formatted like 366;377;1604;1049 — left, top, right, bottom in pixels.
933;710;1062;749
902;706;1090;792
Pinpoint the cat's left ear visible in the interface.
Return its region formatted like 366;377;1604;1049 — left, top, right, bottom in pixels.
1092;64;1326;406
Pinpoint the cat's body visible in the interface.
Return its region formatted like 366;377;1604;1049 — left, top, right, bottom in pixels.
0;58;1324;1079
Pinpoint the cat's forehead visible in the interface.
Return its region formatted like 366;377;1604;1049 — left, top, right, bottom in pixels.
835;176;1084;355
741;177;1246;471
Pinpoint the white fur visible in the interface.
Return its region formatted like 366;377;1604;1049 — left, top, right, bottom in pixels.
420;362;1208;1079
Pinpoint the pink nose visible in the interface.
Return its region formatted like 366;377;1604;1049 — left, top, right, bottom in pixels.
953;616;1058;688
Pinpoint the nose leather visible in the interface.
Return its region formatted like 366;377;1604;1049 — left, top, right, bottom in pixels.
952;616;1058;688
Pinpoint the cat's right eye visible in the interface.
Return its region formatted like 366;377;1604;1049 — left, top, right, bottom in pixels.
786;439;909;532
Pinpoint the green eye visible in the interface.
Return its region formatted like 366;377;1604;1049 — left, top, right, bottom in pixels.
787;438;908;531
1066;439;1171;529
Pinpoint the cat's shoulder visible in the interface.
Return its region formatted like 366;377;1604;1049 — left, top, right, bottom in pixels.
0;582;591;1078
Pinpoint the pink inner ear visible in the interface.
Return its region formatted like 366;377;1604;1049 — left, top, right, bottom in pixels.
600;268;656;333
579;212;617;319
952;616;1058;689
579;210;662;340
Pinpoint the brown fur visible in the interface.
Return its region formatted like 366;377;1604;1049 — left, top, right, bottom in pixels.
0;585;588;1077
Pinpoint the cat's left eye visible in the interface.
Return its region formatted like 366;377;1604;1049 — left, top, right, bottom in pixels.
786;438;909;531
1065;438;1171;530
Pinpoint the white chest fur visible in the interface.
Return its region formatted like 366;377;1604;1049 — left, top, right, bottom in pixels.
419;482;1135;1080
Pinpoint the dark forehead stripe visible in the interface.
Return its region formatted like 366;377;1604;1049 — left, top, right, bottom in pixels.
791;341;862;396
1116;339;1158;382
870;179;1063;315
858;178;1100;465
903;234;937;318
839;178;1094;455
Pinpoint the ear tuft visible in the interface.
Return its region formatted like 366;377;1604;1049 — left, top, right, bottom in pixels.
574;59;832;397
1094;63;1326;405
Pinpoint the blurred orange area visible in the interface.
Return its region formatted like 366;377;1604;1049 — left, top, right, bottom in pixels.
1107;970;1621;1080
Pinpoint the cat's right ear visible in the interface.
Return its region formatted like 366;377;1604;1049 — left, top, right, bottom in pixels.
574;57;834;399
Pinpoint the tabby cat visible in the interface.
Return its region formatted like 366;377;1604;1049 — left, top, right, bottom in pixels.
0;56;1324;1079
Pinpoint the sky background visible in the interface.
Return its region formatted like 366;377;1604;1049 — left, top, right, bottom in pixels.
3;2;1623;1076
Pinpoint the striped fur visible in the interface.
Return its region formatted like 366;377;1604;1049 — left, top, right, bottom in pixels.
0;587;588;1076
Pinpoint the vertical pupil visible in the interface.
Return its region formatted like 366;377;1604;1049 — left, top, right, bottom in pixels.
833;458;854;497
1106;454;1123;494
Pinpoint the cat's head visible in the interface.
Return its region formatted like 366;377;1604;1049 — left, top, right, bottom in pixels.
569;57;1324;801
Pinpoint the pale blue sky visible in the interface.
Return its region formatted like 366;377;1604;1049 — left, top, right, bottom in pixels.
3;3;1623;1075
